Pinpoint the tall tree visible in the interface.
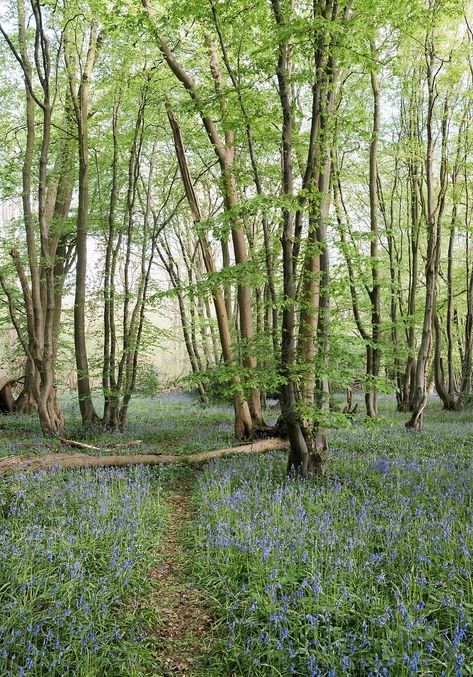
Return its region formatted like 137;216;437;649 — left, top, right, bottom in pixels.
65;16;101;425
0;0;69;434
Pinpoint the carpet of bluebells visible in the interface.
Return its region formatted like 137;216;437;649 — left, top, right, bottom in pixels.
0;394;235;676
1;395;473;675
0;466;166;676
193;420;473;676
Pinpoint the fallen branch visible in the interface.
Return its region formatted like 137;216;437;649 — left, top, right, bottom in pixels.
58;437;143;452
0;438;290;475
58;437;103;451
110;440;143;449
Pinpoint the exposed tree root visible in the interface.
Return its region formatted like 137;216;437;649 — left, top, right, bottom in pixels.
0;438;290;475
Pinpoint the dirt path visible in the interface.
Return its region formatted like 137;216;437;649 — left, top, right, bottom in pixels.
150;473;213;676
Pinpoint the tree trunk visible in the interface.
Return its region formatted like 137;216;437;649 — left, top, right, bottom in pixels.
271;0;344;476
68;24;100;425
0;2;68;436
0;383;15;413
14;360;38;413
165;102;253;438
37;387;64;436
398;79;422;412
433;311;455;410
406;46;444;429
365;40;381;417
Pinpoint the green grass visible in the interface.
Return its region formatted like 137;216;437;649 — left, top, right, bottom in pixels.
0;393;235;459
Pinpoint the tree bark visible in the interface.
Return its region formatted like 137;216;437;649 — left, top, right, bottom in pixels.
406;43;444;429
365;41;381;417
0;1;65;435
271;0;307;474
142;1;263;428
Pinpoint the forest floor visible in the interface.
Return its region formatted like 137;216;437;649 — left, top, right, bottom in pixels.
150;471;214;676
0;393;472;675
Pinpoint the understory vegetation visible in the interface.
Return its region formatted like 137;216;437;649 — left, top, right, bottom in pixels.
1;395;471;676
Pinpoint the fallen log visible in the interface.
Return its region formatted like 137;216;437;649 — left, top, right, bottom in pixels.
0;438;290;475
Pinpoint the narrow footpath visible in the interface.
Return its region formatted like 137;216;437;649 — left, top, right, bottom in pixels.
150;473;214;676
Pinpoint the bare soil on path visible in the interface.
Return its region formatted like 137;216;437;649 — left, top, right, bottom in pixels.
150;473;214;676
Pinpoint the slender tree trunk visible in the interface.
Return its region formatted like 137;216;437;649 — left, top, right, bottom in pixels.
210;5;279;360
102;91;121;429
433;310;455;410
398;83;423;412
157;237;208;403
166;103;253;437
68;24;100;425
460;267;473;399
141;7;263;429
365;41;381;417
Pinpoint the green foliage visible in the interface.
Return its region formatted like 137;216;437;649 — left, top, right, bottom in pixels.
1;0;473;427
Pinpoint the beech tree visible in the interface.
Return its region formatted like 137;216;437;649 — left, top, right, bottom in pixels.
0;0;472;462
0;0;72;434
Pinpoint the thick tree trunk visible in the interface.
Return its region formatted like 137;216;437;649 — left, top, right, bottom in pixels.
296;11;344;466
37;387;64;436
13;360;38;413
271;0;306;474
272;0;341;476
0;3;70;436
